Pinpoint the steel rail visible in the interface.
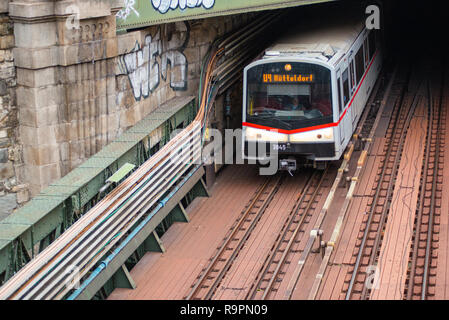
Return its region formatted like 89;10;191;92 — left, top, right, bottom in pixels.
262;170;326;300
306;67;399;300
345;76;422;300
421;68;444;300
184;176;273;300
186;175;283;300
203;176;283;300
247;170;327;300
406;81;433;299
284;66;394;300
253;171;318;300
358;83;423;300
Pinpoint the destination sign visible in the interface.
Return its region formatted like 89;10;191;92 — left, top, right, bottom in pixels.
263;74;315;83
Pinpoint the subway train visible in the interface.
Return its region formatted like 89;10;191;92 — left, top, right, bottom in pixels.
242;12;382;172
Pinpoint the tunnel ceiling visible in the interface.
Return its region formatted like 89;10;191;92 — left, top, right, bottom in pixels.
116;0;337;30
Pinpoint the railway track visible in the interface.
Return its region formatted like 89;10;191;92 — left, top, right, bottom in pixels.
187;65;392;300
0;12;285;300
344;67;423;300
245;170;328;300
406;62;446;300
185;175;283;300
277;65;395;300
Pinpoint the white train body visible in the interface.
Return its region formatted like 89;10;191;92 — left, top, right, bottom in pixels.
242;15;382;167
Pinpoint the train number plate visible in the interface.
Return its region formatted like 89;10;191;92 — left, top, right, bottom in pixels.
272;143;290;152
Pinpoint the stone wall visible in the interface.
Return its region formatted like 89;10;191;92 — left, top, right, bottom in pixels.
114;13;253;140
0;2;26;220
1;0;254;217
11;0;125;197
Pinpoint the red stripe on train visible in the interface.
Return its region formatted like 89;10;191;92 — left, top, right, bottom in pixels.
243;51;378;135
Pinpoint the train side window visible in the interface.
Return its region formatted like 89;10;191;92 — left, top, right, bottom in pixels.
355;46;365;84
342;70;350;106
337;77;343;113
369;31;376;61
349;61;355;92
364;38;369;66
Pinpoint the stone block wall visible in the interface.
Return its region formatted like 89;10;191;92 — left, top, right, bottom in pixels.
0;3;27;219
1;0;255;217
114;13;254;137
12;0;125;197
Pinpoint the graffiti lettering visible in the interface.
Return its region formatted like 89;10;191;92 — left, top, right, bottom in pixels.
152;0;215;14
117;0;140;20
161;50;187;90
120;22;190;101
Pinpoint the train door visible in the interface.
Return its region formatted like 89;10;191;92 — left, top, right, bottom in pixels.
349;56;357;128
336;69;345;145
341;67;352;146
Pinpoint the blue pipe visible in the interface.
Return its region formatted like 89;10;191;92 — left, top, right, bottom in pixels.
67;166;200;300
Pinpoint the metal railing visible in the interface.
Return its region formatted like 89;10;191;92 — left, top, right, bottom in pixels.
0;122;202;300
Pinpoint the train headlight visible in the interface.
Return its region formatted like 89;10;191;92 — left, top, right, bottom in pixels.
245;127;288;142
290;128;334;143
323;129;333;140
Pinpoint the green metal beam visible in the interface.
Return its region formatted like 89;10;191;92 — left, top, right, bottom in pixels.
117;0;337;30
191;178;210;198
106;163;136;184
73;166;206;300
171;202;190;223
144;231;166;253
0;96;196;286
112;265;136;290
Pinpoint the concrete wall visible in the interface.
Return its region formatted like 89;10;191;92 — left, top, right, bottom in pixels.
0;0;254;216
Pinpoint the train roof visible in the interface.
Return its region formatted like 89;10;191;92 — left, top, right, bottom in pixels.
264;10;365;66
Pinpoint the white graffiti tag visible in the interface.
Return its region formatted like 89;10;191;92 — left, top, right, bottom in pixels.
123;35;159;100
117;0;140;20
151;0;215;14
120;22;189;101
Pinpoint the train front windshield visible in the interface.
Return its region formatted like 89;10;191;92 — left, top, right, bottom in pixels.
246;62;333;131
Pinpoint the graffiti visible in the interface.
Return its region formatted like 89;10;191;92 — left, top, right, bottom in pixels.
120;22;190;101
117;0;140;20
151;0;215;14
